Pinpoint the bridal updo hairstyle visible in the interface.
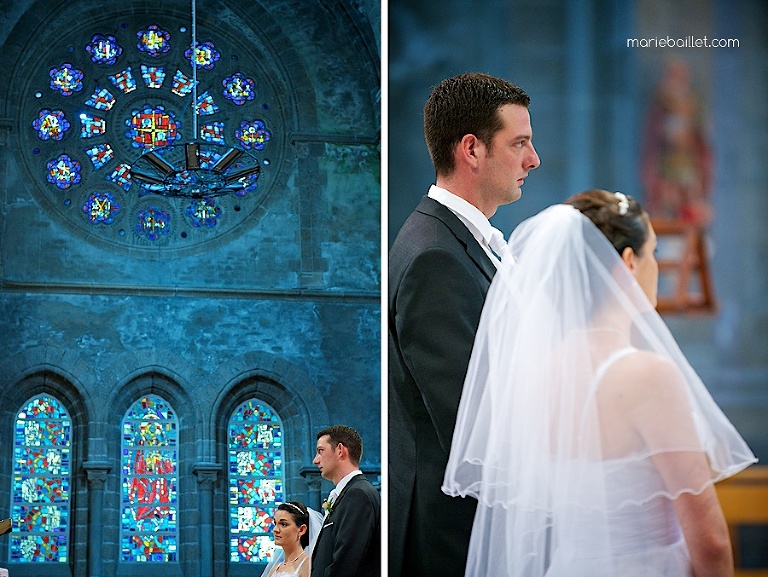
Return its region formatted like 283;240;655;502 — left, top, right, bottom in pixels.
278;501;310;548
564;189;651;258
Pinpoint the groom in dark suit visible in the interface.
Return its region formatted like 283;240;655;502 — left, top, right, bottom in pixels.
389;73;540;577
310;425;380;577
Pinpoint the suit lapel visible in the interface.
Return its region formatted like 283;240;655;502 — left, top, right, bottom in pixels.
416;196;497;282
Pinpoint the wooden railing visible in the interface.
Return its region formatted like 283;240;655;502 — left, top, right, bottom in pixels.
717;466;768;576
651;218;717;314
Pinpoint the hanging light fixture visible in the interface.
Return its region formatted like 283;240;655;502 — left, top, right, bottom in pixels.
128;0;260;198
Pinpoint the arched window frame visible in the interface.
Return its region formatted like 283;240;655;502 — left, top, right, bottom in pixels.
227;398;284;565
120;394;179;563
10;394;72;564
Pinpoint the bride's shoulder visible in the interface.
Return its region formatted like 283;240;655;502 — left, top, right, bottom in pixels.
613;349;687;397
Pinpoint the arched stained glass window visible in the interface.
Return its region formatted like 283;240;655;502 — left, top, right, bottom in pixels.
10;395;71;563
121;395;178;563
228;399;284;564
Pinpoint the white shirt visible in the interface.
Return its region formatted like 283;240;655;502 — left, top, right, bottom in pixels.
427;185;506;266
329;469;362;504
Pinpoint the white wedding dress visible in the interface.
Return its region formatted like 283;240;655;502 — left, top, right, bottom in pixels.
443;205;756;577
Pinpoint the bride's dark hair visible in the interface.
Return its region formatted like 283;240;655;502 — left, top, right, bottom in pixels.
278;501;310;548
564;189;650;257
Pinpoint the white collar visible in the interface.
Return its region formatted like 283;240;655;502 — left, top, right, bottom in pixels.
428;185;505;257
330;469;362;500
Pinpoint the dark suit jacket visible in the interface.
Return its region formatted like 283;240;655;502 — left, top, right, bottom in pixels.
310;474;380;577
388;196;496;577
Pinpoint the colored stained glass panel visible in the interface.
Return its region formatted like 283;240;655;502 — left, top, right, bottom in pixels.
14;447;70;475
11;396;71;563
10;534;68;563
135;206;171;241
185;41;220;70
121;506;177;532
235;119;271;150
121;395;178;563
33;109;70;141
79;114;106;138
185;198;222;228
13;505;67;532
125;106;180;149
83;192;121;224
171;70;196;97
109;67;137;93
137;25;171;57
14;476;69;503
228;399;283;564
49;63;83;96
230;535;275;564
122;534;177;562
222;73;256;106
195;91;219;115
141;65;166;88
85;86;116;111
85;144;115;169
107;163;132;191
46;154;81;189
86;34;123;65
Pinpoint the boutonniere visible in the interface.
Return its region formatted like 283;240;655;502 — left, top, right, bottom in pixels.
322;496;335;514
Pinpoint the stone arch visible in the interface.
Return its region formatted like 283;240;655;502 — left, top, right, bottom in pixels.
211;350;329;488
0;361;91;576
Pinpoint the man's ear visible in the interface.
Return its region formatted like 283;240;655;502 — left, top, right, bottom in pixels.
621;246;636;272
337;442;349;461
456;133;481;168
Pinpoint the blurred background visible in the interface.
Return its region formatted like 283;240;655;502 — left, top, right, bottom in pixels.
388;0;768;569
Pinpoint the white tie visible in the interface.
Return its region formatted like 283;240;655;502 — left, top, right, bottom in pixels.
488;229;507;261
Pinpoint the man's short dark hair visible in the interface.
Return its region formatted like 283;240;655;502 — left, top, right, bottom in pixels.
317;424;363;466
424;72;530;177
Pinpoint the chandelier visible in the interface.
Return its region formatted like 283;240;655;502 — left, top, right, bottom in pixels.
129;0;260;198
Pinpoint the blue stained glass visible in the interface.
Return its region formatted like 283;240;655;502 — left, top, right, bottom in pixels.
83;192;121;224
121;395;178;563
230;535;274;564
108;67;137;93
80;113;106;138
222;73;256;106
13;505;68;532
125;105;180;149
141;65;166;88
12;396;71;563
135;206;171;241
185;41;220;70
195;91;219;116
86;34;123;65
228;399;284;564
137;24;171;57
85;86;116;111
14;446;70;475
185;198;221;228
121;506;176;532
49;63;83;97
121;534;177;562
33;109;70;141
85;144;115;169
10;534;68;563
200;122;225;144
170;70;196;97
46;154;81;189
235;119;271;151
107;163;133;191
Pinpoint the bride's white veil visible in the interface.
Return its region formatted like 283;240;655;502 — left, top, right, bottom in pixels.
260;506;323;577
442;203;756;577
